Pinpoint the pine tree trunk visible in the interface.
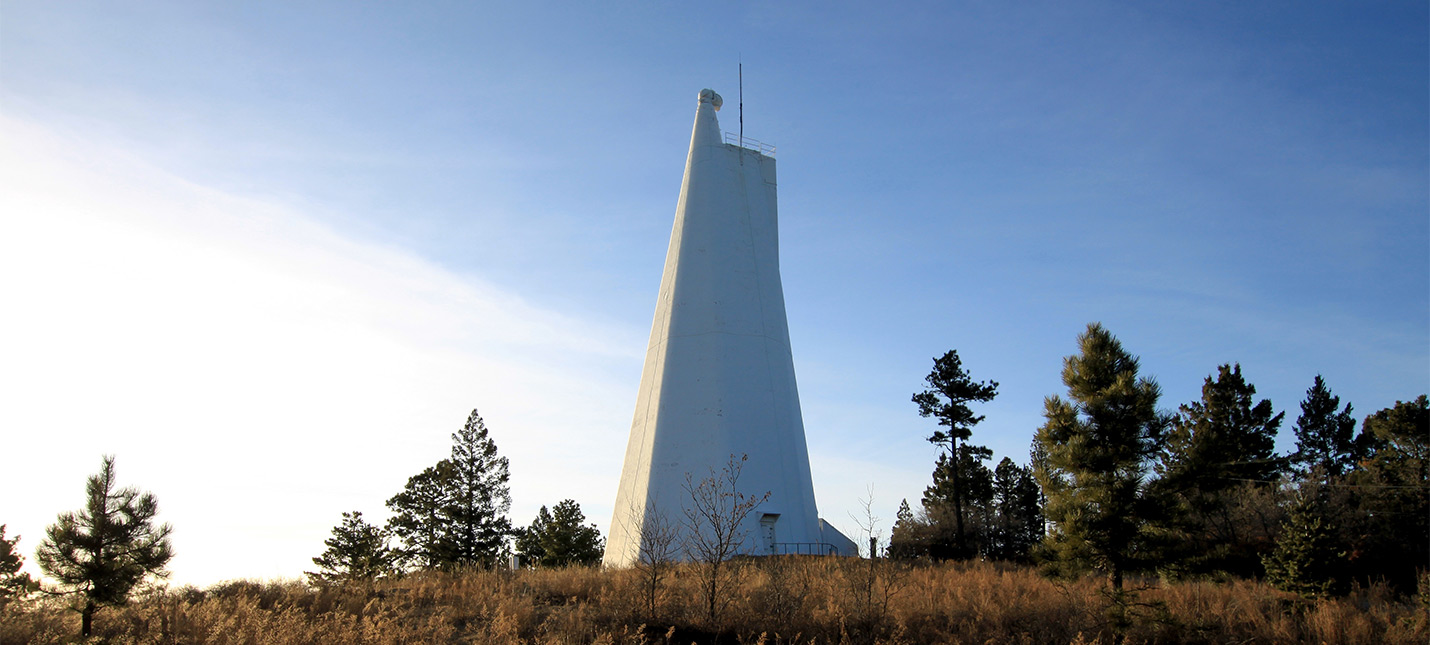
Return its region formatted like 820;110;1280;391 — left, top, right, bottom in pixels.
951;440;965;558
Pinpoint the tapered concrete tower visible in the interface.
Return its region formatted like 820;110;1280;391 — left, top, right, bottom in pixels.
605;89;855;567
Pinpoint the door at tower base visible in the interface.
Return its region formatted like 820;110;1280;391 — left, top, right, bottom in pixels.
604;89;851;566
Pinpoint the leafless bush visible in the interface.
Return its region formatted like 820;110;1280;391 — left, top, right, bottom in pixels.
628;497;683;623
839;487;908;642
681;454;769;626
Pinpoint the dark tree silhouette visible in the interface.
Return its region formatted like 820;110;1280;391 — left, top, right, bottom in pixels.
912;350;998;558
514;499;603;567
1158;364;1285;577
36;456;173;637
385;460;457;568
1290;376;1360;478
387;409;512;569
308;511;397;584
988;457;1043;561
920;446;993;559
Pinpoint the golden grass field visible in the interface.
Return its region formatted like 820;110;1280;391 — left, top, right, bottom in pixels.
3;558;1426;644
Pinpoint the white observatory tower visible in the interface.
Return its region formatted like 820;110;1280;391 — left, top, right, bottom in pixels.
604;89;856;567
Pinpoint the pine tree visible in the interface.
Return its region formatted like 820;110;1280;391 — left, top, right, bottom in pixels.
515;500;604;567
1291;376;1359;478
887;499;923;560
1263;491;1345;599
912;349;998;558
921;446;993;559
1158;364;1285;576
513;506;552;566
893;499;914;529
386;409;512;569
988;458;1043;561
1163;364;1284;487
36;456;173;637
307;511;397;584
445;410;513;565
1034;323;1164;589
0;525;36;607
385;460;458;568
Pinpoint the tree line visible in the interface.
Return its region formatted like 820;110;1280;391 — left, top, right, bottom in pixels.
5;322;1423;636
3;405;778;636
0;410;606;637
309;408;604;583
890;322;1428;599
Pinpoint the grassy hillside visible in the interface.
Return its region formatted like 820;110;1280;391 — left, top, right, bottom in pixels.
3;559;1425;644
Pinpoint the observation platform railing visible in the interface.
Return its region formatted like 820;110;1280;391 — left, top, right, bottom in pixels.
725;132;777;157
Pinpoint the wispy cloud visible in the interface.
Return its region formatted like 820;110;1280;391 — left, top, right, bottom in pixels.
0;116;641;584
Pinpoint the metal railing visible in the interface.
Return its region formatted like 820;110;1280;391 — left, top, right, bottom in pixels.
725;132;777;157
772;542;838;556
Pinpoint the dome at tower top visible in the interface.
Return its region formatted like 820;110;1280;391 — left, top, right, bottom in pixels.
699;88;723;111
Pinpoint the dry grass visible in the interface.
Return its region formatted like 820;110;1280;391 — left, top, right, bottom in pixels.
3;559;1424;644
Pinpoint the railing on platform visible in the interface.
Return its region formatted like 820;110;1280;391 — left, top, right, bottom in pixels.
724;132;777;157
772;542;838;556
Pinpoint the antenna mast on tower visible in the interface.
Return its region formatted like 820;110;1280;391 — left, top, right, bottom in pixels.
739;61;744;151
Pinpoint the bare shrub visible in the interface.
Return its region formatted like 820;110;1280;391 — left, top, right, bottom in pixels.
625;497;684;624
829;487;909;644
681;454;769;625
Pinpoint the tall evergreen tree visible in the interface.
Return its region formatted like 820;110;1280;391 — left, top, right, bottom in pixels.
386;409;512;569
36;456;173;637
912;349;998;558
307;511;397;584
446;410;513;565
1158;364;1285;576
1034;323;1164;589
514;499;604;567
1290;376;1359;478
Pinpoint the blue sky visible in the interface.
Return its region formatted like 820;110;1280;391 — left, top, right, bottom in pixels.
2;1;1425;585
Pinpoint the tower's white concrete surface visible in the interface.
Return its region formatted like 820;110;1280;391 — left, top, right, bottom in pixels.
605;89;855;567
